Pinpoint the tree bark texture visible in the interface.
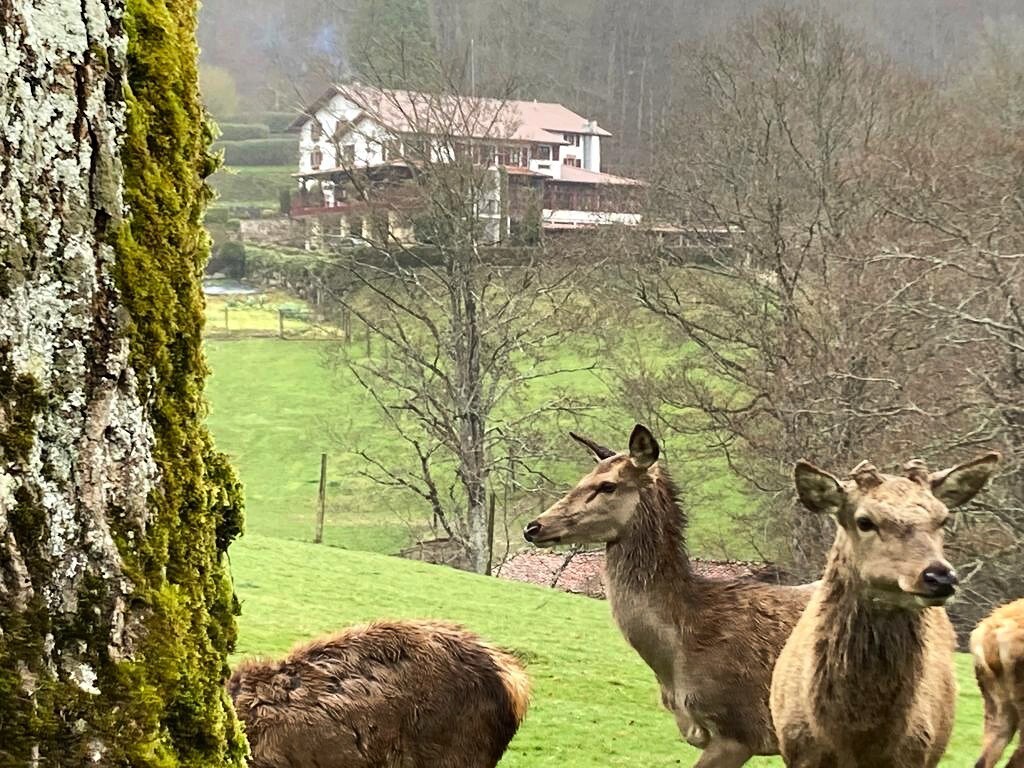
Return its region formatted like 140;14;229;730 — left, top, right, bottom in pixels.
1;0;246;765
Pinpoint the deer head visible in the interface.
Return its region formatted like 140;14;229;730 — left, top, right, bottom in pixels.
794;452;1000;609
523;425;660;546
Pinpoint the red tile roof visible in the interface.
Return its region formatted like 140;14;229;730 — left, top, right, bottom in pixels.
556;166;642;186
291;84;612;143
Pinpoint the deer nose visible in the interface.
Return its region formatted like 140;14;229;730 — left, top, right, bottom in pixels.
523;521;542;542
921;563;958;597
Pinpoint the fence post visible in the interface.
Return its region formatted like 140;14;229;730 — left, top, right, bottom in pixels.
224;305;229;332
365;325;372;358
315;453;327;544
486;491;496;576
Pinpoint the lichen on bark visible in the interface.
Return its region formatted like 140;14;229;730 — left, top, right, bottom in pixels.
0;0;246;764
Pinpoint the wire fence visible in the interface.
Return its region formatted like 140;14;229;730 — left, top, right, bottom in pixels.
204;295;343;340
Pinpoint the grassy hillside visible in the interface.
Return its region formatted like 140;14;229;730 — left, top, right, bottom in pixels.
204;331;754;557
231;534;988;767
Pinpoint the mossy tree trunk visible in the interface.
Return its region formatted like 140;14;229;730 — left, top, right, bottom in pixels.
0;0;246;765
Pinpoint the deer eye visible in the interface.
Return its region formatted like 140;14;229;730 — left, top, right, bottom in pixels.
855;516;877;533
596;482;617;494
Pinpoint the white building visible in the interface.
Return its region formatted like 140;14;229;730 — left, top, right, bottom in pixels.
287;84;644;240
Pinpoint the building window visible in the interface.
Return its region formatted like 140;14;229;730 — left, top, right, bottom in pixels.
563;156;581;168
342;144;356;165
536;145;551;161
310;120;323;141
310;148;323;170
498;146;523;167
564;133;581;146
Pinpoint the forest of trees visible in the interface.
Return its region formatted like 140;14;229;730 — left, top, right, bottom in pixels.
197;0;1024;169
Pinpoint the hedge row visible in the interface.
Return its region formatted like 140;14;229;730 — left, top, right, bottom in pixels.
215;122;270;141
224;111;298;133
208;165;295;207
213;138;298;166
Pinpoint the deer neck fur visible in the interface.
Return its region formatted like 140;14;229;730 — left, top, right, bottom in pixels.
604;471;694;679
812;541;928;731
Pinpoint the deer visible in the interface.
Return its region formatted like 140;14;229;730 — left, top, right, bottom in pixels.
971;597;1024;768
771;452;1001;768
227;619;530;768
522;424;817;768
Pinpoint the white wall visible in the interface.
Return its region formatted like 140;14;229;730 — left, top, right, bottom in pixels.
582;134;601;173
542;209;642;227
529;158;562;180
559;134;584;167
298;94;391;172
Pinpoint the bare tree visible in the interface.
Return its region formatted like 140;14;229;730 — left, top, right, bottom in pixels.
869;32;1024;634
620;8;976;572
301;65;597;573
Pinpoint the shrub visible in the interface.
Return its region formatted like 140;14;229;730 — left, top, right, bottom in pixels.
208;241;247;278
199;65;238;116
213;138;297;166
216;122;270;141
204;207;231;223
208;166;296;208
279;188;293;214
225;111;298;133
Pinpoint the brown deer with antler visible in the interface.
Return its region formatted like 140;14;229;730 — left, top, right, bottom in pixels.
771;453;1000;768
523;425;816;768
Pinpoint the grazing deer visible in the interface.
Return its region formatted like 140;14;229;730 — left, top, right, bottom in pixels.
771;452;1001;768
971;597;1024;768
228;619;530;768
523;425;816;767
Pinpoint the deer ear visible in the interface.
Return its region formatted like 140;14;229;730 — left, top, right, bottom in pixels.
930;452;1000;509
628;424;659;469
794;461;846;514
569;432;616;462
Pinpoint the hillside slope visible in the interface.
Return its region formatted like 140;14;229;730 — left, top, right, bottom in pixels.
230;535;987;767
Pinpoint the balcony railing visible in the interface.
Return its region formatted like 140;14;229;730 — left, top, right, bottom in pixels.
290;200;357;217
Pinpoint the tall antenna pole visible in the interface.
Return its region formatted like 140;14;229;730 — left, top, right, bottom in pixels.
471;37;476;96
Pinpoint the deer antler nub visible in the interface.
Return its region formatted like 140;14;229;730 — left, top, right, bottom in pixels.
849;460;884;489
903;458;930;486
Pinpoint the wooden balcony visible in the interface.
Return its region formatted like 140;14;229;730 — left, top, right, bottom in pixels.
290;200;360;218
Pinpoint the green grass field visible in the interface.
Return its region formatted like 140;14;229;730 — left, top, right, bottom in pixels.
204;320;754;557
204;286;1000;765
230;534;989;767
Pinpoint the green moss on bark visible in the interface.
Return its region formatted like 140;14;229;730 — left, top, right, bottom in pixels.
2;0;245;762
105;0;247;763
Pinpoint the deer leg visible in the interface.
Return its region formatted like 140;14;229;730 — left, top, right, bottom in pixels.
974;693;1018;768
1013;702;1024;768
691;739;753;768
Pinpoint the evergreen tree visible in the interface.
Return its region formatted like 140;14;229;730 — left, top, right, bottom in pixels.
349;0;440;89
